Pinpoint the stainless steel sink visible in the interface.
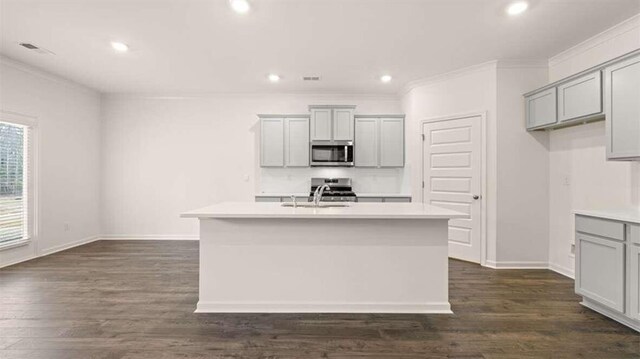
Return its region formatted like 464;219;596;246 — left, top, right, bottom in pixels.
281;202;350;208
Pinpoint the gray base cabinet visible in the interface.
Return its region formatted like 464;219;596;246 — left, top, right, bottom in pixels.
575;214;640;332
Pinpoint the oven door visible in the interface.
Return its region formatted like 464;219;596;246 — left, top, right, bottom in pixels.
310;142;354;167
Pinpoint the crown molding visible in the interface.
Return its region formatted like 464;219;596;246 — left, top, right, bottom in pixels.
549;13;640;68
102;92;400;101
496;59;548;69
0;55;99;94
399;60;498;97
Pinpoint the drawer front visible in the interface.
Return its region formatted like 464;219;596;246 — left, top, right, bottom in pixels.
576;215;625;241
357;197;383;203
383;197;412;203
576;233;625;313
255;197;282;203
630;224;640;245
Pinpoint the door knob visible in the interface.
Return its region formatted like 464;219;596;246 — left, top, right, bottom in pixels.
473;195;481;200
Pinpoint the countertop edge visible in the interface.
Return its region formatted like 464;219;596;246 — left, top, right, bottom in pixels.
574;209;640;224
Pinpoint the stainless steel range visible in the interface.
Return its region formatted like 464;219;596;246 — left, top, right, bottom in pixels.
309;178;357;202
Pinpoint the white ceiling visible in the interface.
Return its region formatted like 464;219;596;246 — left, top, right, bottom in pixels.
1;0;639;94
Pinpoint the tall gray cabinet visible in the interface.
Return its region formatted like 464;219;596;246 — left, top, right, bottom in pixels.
605;53;640;160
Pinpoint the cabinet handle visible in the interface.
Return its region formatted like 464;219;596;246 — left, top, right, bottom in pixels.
473;195;481;200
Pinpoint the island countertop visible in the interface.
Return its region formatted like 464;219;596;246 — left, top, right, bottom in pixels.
181;202;466;220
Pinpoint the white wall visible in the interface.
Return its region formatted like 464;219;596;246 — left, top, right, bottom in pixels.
0;57;101;267
101;94;401;238
547;14;640;278
401;62;499;264
401;62;550;267
496;65;549;266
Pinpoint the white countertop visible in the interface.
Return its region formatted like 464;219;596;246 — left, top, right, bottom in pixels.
574;208;640;224
182;202;465;219
255;192;412;198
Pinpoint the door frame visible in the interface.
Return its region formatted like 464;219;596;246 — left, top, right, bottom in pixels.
421;111;487;267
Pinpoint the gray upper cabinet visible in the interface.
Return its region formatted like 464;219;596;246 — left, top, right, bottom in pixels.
354;118;378;167
557;70;602;123
525;88;557;130
285;118;310;167
333;108;355;141
310;109;332;141
605;53;640;160
310;106;355;141
260;116;309;168
355;116;404;168
260;118;284;167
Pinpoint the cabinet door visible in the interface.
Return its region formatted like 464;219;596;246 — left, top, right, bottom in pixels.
260;118;284;167
310;109;332;141
605;55;640;160
630;245;640;320
557;71;602;122
576;233;625;313
333;108;354;141
526;88;557;129
355;118;378;167
379;118;404;167
285;118;309;167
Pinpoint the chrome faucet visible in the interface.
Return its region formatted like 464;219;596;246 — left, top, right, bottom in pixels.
313;184;331;207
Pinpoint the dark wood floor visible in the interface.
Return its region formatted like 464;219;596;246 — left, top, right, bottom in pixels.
0;241;638;358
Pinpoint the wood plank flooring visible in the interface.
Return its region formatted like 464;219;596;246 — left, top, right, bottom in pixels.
0;240;638;358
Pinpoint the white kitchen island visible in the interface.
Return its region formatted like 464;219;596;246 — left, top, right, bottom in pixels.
181;202;465;314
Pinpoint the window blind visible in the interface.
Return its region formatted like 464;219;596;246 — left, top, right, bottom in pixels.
0;121;29;244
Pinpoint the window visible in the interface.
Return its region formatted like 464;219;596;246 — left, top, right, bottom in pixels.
0;120;32;246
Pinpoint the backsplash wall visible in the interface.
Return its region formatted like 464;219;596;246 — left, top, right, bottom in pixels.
259;167;411;194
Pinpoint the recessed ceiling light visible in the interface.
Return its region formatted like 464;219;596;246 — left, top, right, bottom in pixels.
268;74;280;83
230;0;250;14
506;1;529;16
380;75;392;83
111;41;129;53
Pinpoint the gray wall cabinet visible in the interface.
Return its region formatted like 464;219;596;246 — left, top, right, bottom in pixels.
557;70;602;123
354;116;405;168
575;214;640;332
260;116;310;168
605;53;640;160
309;106;355;141
524;49;640;161
525;88;557;130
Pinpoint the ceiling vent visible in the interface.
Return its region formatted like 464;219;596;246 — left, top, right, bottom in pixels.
19;43;55;55
302;76;321;81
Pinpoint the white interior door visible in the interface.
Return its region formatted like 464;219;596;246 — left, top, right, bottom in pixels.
423;116;482;263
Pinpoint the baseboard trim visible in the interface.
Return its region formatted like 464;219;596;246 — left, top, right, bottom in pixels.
100;234;199;241
39;235;100;256
548;262;575;279
1;235;100;269
484;260;549;269
195;301;453;314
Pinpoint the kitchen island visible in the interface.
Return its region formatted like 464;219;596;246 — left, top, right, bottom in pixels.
181;202;465;314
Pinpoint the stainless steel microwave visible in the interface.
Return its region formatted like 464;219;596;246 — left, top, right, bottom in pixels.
310;141;354;167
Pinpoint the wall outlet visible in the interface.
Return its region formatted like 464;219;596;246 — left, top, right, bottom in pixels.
570;243;575;255
64;223;71;231
563;176;571;186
